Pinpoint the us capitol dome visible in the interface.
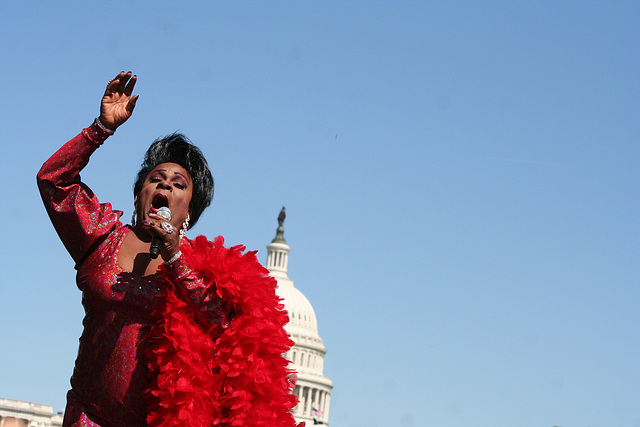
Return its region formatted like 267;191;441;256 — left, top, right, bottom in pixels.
265;208;333;425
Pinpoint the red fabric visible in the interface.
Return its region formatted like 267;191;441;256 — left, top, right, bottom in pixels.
146;235;303;426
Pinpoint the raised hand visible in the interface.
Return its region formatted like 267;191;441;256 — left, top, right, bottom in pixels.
99;71;139;131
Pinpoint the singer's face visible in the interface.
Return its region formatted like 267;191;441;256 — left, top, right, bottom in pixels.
135;162;193;229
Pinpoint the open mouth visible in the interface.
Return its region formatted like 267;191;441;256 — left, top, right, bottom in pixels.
151;193;169;212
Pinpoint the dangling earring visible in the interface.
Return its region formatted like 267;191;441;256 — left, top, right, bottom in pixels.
131;199;138;227
180;214;190;238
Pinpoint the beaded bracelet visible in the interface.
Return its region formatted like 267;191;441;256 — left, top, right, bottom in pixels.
95;117;115;135
82;118;114;145
165;250;183;265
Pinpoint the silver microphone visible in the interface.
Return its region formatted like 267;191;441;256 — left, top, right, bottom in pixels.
150;207;172;259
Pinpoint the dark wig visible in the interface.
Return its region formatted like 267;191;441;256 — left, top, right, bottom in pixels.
133;133;213;229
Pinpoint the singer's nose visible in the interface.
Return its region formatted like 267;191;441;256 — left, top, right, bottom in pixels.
156;180;171;190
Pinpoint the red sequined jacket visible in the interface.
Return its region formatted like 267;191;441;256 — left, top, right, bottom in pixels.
37;123;300;426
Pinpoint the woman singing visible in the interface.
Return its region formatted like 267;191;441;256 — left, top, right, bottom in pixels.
37;72;300;426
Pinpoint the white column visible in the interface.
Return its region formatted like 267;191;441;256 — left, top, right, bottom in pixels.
293;386;300;416
323;391;331;422
300;387;306;416
304;387;312;416
317;388;323;418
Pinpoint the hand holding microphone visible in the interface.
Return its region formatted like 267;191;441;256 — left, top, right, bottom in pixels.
149;206;172;259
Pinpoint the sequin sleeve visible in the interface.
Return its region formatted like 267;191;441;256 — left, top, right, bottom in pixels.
37;122;122;265
164;253;229;331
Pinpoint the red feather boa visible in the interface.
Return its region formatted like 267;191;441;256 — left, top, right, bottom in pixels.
145;235;303;426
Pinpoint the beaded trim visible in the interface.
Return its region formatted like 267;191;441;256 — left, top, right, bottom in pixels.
81;118;114;145
164;254;191;281
165;250;183;265
95;117;115;135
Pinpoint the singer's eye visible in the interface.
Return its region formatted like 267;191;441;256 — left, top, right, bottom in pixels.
174;183;186;190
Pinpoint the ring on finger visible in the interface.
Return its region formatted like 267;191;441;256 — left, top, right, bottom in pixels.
161;222;174;234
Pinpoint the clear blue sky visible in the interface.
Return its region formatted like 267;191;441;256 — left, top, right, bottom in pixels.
1;2;638;426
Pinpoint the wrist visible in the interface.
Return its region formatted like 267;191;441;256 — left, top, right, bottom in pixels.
165;250;183;265
82;118;114;145
95;116;116;134
164;250;191;281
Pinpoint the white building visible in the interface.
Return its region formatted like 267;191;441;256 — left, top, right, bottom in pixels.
265;208;333;425
0;398;62;427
